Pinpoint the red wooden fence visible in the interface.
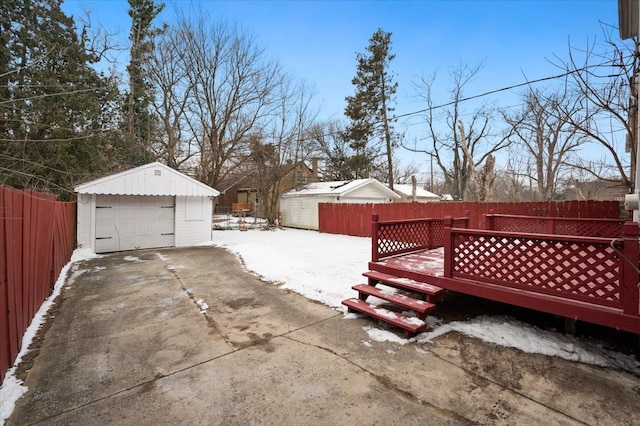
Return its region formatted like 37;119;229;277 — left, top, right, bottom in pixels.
1;186;76;383
319;201;622;237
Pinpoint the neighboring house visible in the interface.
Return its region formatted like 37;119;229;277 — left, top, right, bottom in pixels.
75;162;219;253
392;184;440;202
280;178;400;230
217;159;321;215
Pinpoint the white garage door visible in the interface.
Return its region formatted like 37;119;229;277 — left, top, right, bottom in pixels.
95;195;175;253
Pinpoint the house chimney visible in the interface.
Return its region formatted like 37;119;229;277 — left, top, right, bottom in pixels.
312;158;318;177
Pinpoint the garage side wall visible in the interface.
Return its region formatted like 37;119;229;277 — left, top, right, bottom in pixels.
76;193;95;250
175;196;213;246
280;196;334;230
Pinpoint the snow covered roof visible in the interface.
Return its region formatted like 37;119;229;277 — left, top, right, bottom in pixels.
392;184;440;199
281;178;400;199
74;162;219;197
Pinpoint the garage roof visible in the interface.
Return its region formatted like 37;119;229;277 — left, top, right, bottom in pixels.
74;162;220;197
281;178;400;199
393;184;440;200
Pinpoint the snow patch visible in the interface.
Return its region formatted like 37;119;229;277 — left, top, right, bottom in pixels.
416;316;640;374
0;248;101;424
363;326;409;345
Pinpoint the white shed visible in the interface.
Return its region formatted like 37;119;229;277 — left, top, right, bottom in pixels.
280;178;400;230
392;184;441;202
75;162;219;253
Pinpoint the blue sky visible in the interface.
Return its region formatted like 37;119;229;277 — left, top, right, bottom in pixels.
61;0;626;175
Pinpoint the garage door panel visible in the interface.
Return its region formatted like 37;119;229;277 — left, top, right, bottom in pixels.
159;207;174;219
119;208;138;220
95;207;115;221
157;221;174;233
117;223;137;235
94;195;175;253
137;222;155;234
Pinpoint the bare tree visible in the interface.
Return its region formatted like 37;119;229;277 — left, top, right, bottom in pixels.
394;161;421;185
309;120;355;180
498;156;539;201
502;87;587;200
408;63;508;200
173;12;284;188
148;27;195;169
552;30;637;190
252;79;318;225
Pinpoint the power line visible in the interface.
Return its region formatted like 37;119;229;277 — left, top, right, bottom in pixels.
0;87;111;106
392;66;614;121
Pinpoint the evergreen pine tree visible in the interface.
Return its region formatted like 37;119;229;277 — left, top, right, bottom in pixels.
0;0;127;199
126;0;165;164
344;28;398;187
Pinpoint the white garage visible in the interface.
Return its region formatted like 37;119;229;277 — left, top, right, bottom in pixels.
280;178;400;231
75;162;219;253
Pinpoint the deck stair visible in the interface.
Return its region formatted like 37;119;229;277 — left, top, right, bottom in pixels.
342;271;443;338
363;271;444;302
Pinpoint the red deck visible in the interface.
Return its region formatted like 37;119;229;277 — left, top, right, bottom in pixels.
367;214;640;335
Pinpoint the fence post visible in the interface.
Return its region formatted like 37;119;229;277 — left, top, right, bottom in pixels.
371;214;380;262
481;213;493;230
443;216;453;278
548;218;555;235
621;222;639;316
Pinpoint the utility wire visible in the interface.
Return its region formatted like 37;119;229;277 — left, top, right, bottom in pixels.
392;66;614;121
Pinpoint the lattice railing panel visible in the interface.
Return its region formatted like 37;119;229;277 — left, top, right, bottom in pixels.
451;232;623;308
490;215;624;238
376;217;469;260
378;221;436;258
554;221;623;238
493;217;547;233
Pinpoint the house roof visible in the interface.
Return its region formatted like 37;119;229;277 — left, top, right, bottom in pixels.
392;184;440;199
74;162;219;197
281;178;400;199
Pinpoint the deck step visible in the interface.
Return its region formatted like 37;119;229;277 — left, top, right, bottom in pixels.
342;298;427;338
363;270;443;301
352;284;436;319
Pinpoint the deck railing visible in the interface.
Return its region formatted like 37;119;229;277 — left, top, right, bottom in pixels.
443;219;639;315
482;213;625;238
371;214;469;262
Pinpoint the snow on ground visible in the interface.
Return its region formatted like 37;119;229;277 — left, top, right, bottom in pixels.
212;226;370;309
2;226;639;424
0;248;102;424
212;227;640;375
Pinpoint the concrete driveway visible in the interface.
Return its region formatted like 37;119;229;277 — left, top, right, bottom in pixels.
5;246;640;425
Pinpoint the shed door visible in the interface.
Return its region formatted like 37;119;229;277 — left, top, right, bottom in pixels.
95;195;175;253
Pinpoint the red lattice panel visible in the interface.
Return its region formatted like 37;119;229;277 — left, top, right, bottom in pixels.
553;221;623;238
493;217;547;233
376;217;469;260
491;215;624;238
451;233;623;308
378;221;437;258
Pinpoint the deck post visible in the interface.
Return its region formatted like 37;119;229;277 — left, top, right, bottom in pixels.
443;216;453;278
371;214;380;262
481;213;492;230
621;222;639;316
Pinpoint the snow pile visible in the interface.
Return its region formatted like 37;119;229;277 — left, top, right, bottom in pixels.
416;315;640;373
196;298;209;313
